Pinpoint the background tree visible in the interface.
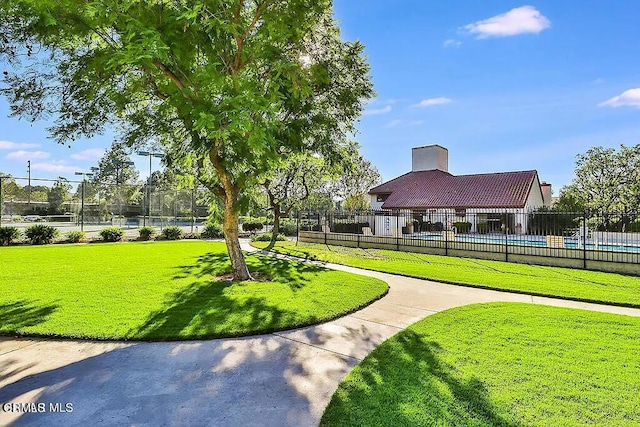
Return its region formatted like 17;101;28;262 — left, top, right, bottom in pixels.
262;154;331;247
91;142;141;213
334;153;381;212
572;145;640;211
553;186;585;212
569;144;640;230
0;0;373;280
48;177;71;214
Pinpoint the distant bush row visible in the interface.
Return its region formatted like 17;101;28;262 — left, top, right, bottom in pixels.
0;223;232;246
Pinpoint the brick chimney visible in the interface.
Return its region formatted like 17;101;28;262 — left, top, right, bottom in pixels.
541;182;552;207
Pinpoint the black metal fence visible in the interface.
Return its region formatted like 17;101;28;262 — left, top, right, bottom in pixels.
297;209;640;271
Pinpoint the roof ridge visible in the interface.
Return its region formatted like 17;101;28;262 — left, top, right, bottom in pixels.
455;170;537;178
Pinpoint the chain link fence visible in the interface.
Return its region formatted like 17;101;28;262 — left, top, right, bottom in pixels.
1;177;210;236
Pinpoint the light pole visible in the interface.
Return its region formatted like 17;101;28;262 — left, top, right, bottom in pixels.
137;151;165;226
0;174;10;227
27;160;31;211
90;167;101;222
111;160;134;226
74;172;94;231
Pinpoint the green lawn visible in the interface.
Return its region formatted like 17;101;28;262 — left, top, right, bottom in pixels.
0;241;387;340
252;241;640;307
321;303;640;426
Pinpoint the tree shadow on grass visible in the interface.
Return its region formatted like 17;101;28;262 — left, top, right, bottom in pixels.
133;252;328;340
172;251;325;290
0;300;58;333
323;330;520;426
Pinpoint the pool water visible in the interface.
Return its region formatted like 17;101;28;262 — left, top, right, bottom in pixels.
415;233;640;253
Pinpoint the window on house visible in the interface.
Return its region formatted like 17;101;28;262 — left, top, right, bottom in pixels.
376;194;389;202
455;208;466;217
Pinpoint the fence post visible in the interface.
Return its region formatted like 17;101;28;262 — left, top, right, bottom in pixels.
445;211;449;256
504;210;509;262
324;210;327;245
583;210;587;269
191;188;195;234
396;210;400;251
296;210;300;246
0;175;4;227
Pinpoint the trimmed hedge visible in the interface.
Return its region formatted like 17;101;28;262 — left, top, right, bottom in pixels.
242;221;264;233
452;221;472;233
333;222;369;234
628;222;640;233
477;223;490;234
251;233;287;242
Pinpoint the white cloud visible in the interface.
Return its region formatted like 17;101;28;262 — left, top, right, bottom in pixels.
70;148;105;161
363;105;392;115
443;39;462;48
31;161;80;174
464;6;551;38
5;150;50;161
385;119;424;128
0;140;41;150
416;97;453;107
599;88;640;108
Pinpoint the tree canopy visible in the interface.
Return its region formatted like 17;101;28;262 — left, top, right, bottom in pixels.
0;0;373;279
569;144;640;213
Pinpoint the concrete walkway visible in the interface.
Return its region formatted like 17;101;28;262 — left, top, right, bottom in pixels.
1;243;638;426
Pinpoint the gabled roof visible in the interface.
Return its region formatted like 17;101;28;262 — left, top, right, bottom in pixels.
369;169;539;209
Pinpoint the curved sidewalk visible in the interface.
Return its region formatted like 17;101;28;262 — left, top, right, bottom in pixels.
1;243;638;426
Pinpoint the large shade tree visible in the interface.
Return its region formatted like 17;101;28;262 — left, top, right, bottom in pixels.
0;0;373;280
570;144;640;213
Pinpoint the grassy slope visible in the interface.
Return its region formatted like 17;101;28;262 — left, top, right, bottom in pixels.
252;241;640;307
321;303;640;426
0;241;387;340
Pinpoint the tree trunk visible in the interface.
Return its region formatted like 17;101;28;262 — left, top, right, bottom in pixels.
223;200;252;281
268;209;281;249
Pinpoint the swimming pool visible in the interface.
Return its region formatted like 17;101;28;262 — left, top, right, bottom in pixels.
414;233;640;253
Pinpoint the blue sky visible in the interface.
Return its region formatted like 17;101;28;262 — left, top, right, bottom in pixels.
2;1;640;194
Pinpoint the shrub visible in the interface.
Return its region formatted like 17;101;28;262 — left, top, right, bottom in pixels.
24;224;60;245
100;227;125;242
628;221;640;233
299;221;321;232
333;222;369;234
0;227;21;246
66;230;86;243
250;233;287;242
161;225;184;240
242;221;264;234
452;221;472;233
279;220;298;236
477;223;490;234
138;226;157;241
201;223;224;238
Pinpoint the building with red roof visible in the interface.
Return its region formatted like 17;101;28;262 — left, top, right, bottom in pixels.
368;145;552;235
